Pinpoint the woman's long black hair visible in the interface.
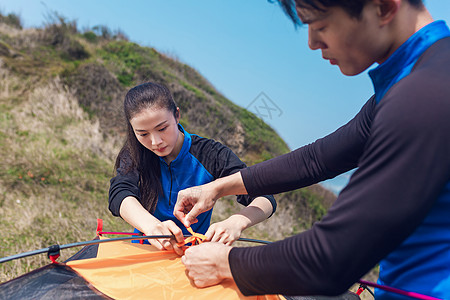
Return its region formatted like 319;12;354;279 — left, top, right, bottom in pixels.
114;82;178;213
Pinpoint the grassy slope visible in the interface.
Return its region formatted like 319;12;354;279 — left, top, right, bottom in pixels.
0;16;341;283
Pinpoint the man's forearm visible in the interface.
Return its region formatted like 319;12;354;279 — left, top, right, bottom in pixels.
213;171;248;198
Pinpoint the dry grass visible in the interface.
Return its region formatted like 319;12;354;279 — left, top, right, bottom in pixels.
0;23;21;37
14;77;121;160
0;67;129;282
0;23;42;53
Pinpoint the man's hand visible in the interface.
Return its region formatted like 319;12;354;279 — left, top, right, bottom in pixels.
181;242;233;287
174;172;248;228
174;185;217;228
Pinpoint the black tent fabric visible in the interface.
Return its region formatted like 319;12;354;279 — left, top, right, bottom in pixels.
0;263;110;299
0;241;111;300
64;243;99;262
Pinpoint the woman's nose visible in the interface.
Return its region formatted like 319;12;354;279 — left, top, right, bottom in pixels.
151;134;162;145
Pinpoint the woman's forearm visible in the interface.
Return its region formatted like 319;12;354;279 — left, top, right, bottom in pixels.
229;197;273;231
119;196;160;234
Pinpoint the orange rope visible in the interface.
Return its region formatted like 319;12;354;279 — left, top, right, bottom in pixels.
177;227;206;247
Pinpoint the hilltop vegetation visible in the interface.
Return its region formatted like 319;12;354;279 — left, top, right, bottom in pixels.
0;12;337;282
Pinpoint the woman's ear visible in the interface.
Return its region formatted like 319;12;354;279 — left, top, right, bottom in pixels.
175;107;180;123
376;0;400;25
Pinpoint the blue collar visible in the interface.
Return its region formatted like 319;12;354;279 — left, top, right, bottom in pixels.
159;124;191;166
369;20;450;103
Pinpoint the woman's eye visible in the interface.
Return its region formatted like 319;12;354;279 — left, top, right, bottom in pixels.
159;127;167;132
139;133;148;137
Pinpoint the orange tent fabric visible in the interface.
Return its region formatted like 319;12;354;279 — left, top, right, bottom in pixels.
67;238;283;300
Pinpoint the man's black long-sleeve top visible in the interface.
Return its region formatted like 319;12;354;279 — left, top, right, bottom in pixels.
229;37;450;297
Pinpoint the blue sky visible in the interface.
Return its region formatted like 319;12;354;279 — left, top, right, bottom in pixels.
2;1;449;194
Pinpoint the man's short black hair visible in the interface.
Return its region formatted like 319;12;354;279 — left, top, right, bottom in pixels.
276;0;424;25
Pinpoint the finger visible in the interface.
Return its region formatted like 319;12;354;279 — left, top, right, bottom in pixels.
164;221;184;243
193;277;218;288
227;235;239;245
170;240;184;256
173;210;184;222
210;232;221;243
218;234;230;244
209;227;225;243
204;226;215;241
173;201;185;221
184;246;193;255
174;204;194;225
183;246;195;259
149;239;165;251
226;240;234;246
162;239;173;250
174;191;193;219
184;208;201;227
194;279;207;288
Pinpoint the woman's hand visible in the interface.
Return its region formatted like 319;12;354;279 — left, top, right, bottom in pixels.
205;196;273;245
142;220;185;255
205;216;246;245
119;197;185;255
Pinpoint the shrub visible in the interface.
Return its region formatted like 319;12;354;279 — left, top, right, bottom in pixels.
0;13;23;29
92;25;112;40
82;31;98;43
41;14;89;61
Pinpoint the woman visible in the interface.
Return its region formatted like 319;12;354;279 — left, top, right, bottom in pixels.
108;82;276;255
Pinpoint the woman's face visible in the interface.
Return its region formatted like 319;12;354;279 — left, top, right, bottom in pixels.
130;106;182;162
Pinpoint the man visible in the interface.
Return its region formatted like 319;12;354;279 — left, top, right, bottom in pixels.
175;0;450;298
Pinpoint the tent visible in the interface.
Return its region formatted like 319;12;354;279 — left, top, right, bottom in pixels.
0;222;362;300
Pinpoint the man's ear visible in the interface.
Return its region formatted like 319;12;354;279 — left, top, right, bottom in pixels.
376;0;400;25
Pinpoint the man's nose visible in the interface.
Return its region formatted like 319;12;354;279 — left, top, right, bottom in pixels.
308;27;324;50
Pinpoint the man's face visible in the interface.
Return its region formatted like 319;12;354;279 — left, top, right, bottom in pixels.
297;3;389;75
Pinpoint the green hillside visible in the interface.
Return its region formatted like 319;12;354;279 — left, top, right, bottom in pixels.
0;13;336;282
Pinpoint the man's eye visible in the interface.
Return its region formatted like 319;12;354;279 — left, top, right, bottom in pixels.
159;127;167;132
315;26;326;32
310;23;326;32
